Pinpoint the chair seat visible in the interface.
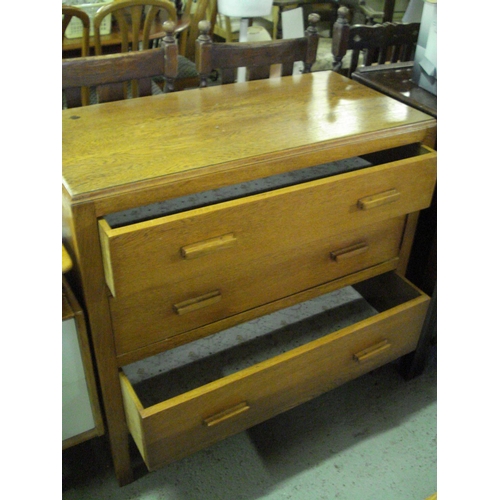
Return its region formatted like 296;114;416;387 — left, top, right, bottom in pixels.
178;55;199;78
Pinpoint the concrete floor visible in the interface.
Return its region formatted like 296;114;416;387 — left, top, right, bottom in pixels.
62;345;436;500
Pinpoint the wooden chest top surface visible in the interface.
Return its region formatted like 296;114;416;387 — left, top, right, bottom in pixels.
62;71;435;204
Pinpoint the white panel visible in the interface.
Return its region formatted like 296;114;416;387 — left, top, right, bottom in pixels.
218;0;273;17
62;318;95;440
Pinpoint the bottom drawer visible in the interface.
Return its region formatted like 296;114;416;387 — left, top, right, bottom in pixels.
120;272;429;471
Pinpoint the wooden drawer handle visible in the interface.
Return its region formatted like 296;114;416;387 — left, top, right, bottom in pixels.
330;242;369;262
173;290;222;315
203;402;250;427
353;340;391;364
358;189;400;210
181;233;237;260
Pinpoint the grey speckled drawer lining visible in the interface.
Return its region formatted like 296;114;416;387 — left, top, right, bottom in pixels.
105;156;371;228
124;286;379;406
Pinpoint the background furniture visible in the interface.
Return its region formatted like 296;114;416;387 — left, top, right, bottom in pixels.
195;13;319;85
63;5;90;56
62;2;189;57
359;0;410;23
352;61;436;119
177;0;217;61
62;247;104;449
331;5;419;76
173;0;217;90
273;0;337;34
217;0;274;81
63;5;91;105
63;70;436;485
62;22;178;107
214;0;277;42
92;0;178;54
352;60;437;379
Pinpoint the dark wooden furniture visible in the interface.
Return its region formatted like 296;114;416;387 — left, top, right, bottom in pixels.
178;0;217;62
332;6;419;77
195;13;320;86
173;0;217;90
63;70;436;485
352;61;436;118
62;22;178;107
63;5;90;57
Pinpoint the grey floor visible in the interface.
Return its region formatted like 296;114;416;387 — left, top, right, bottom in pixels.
62;344;436;500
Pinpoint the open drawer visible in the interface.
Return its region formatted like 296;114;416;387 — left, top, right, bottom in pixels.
100;144;437;300
120;272;430;471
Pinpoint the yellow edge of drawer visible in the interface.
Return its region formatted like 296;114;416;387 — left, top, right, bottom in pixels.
98;218;116;297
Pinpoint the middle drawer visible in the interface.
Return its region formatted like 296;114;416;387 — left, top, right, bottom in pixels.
109;217;404;355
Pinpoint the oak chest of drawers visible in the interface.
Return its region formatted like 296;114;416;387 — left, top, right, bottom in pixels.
62;71;437;485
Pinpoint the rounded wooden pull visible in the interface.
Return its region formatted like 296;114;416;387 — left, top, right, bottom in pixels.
353;340;391;364
357;188;400;210
330;242;368;262
173;290;222;315
181;233;236;259
203;402;250;427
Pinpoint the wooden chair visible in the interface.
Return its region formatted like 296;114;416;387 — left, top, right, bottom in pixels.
93;0;178;54
174;0;217;90
62;21;178;108
62;5;90;57
63;6;91;109
195;13;320;87
178;0;217;62
331;6;419;77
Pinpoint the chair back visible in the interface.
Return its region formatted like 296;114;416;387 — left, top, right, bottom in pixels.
93;0;177;54
62;5;90;56
178;0;217;61
62;22;178;108
195;13;320;86
332;6;420;77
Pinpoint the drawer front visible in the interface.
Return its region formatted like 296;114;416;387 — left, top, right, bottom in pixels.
100;150;436;298
111;217;405;355
120;275;429;470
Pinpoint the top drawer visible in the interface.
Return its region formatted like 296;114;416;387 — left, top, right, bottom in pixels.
99;145;436;298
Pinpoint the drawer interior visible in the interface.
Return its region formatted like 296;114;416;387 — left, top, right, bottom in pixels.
105;143;430;229
120;271;429;469
122;272;424;407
